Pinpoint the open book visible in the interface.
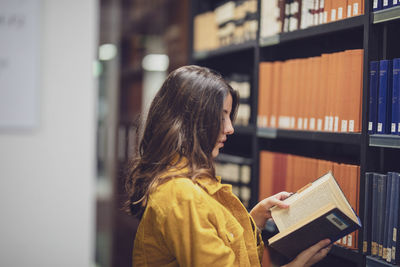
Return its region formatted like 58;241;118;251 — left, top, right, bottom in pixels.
268;172;361;259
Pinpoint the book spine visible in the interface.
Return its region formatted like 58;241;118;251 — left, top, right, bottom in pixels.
377;174;387;259
393;59;400;135
383;173;393;261
371;173;379;256
377;60;393;134
393;173;400;264
363;172;373;254
386;173;396;262
369;61;379;134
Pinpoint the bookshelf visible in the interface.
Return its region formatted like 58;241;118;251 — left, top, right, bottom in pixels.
190;0;400;267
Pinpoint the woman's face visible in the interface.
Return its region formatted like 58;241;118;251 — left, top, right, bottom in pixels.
212;93;234;158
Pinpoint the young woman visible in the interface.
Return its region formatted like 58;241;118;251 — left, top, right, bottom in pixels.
125;65;331;267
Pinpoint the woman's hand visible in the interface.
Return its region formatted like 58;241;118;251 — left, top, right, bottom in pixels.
282;239;332;267
249;191;292;229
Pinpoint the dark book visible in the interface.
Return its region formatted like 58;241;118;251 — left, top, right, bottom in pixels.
392;173;400;264
377;174;388;259
371;173;379;257
268;172;361;260
383;173;393;261
369;61;379;134
363;172;373;254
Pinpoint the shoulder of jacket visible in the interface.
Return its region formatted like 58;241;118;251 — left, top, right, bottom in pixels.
149;178;207;210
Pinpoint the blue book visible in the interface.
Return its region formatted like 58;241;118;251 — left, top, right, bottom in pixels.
363;173;374;255
374;0;383;10
392;173;400;264
383;173;393;261
369;61;380;134
377;60;393;134
393;59;400;135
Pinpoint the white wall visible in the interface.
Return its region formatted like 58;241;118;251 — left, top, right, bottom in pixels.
0;1;98;266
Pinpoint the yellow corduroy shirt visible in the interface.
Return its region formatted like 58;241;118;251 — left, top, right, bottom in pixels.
132;166;264;267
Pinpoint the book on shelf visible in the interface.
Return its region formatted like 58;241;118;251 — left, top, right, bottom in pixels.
257;49;363;132
392;58;400;135
268;172;361;260
373;0;383;11
259;151;360;252
363;172;373;255
364;172;400;263
369;61;379;134
377;60;393;134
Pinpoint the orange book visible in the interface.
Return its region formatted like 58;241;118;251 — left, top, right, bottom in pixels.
341;51;352;132
309;57;319;131
348;49;364;132
319;54;329;131
297;58;306;130
259;151;275;200
271;62;283;128
324;0;331;23
337;0;347;20
329;0;338;22
291;59;301;129
334;52;347;132
258;63;273;128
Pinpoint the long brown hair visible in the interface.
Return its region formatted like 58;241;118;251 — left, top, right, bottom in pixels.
125;65;239;218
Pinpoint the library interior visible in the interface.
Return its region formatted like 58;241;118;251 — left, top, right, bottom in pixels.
1;0;400;267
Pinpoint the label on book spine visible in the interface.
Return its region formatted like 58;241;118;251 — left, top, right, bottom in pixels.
342;236;347;245
329;116;334;131
373;0;378;8
326;213;348;230
334;116;339;132
372;242;378;255
353;3;359;16
298;118;303;130
387;248;392;263
379;245;383;257
398;123;400;133
383;248;388;260
310;118;315;130
384;0;389;6
369;122;373;131
392;123;396;133
378;122;383;133
323;11;328;23
338;7;343;19
317;119;323;131
324;116;329;131
363;241;367;253
392;247;396;261
304;118;308;130
331;9;336;21
347;5;352;17
348;234;352;246
349;120;355;132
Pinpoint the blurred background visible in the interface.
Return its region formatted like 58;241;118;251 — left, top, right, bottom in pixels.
0;0;188;266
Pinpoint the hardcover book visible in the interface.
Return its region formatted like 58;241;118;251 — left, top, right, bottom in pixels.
268;172;361;259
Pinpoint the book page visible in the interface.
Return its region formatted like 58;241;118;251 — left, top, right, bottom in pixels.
272;181;336;231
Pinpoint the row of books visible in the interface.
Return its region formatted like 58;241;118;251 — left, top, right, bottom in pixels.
228;73;251;126
373;0;400;11
260;0;364;38
215;159;252;207
259;150;360;249
193;0;257;52
363;172;400;264
258;49;363;132
368;59;400;135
